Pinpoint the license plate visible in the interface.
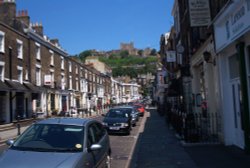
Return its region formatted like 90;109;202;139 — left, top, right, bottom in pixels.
109;127;120;130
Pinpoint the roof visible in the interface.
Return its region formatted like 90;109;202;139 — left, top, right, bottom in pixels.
5;80;28;91
0;80;11;91
23;82;43;93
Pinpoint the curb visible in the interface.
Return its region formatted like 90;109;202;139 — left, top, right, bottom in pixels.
126;110;149;168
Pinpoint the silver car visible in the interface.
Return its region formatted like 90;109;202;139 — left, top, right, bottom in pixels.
0;118;111;168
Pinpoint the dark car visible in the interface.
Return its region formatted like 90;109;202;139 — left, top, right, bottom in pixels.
102;108;132;135
117;106;139;126
0;118;111;168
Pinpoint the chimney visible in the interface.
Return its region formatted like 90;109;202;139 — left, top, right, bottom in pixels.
32;22;43;36
50;39;59;46
16;10;30;26
0;0;16;27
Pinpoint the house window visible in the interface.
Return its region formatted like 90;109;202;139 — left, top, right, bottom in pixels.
229;54;239;80
35;43;41;60
50;70;54;88
80;79;84;92
36;66;41;86
17;39;23;59
0;62;4;81
61;74;65;90
69;76;72;90
0;31;5;53
17;66;23;83
61;56;64;69
69;61;72;72
80;68;83;77
25;69;29;80
85;70;88;79
76;65;78;74
76;78;79;91
50;50;54;65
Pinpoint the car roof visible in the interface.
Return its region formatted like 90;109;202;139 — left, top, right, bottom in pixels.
115;106;134;109
36;117;95;126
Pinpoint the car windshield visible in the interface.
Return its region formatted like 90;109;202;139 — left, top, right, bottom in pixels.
11;124;84;153
106;109;129;118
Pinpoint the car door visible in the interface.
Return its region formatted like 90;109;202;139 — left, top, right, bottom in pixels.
88;122;109;168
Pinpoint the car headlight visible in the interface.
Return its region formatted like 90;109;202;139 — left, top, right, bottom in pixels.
102;122;108;126
121;123;129;127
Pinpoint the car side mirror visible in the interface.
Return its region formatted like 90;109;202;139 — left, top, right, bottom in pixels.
89;144;102;152
6;139;14;146
101;114;106;117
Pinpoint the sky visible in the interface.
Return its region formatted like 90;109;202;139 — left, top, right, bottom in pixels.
16;0;174;55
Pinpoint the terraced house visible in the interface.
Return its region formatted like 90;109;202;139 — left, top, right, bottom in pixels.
0;0;109;124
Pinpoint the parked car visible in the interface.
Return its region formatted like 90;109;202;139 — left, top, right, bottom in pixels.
0;118;111;168
102;108;132;135
117;106;139;126
69;107;78;118
133;103;145;116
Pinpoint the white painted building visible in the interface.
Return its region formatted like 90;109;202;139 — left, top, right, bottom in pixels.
213;0;250;150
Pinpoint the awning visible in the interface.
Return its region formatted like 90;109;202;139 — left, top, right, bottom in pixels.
23;82;42;93
5;80;28;92
0;80;11;91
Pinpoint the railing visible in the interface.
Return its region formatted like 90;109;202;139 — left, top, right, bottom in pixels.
166;110;221;143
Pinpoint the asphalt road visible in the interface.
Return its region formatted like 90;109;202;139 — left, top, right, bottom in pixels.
0;114;145;168
94;115;144;168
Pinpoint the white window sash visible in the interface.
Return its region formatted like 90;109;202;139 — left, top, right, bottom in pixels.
0;31;5;53
16;39;23;59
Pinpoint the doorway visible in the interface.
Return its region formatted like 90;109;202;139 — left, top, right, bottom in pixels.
229;54;244;148
231;79;244;148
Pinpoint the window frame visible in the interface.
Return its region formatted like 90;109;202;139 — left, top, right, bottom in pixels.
61;56;64;70
69;61;72;72
16;39;23;59
49;50;54;66
0;62;5;81
0;31;5;53
17;66;23;83
35;64;41;86
35;42;41;60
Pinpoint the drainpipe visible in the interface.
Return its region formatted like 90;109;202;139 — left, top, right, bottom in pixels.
9;47;13;122
236;42;250;154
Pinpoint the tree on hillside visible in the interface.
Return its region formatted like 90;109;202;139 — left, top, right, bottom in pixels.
138;50;144;56
120;50;129;58
150;48;157;56
79;50;92;62
109;53;120;59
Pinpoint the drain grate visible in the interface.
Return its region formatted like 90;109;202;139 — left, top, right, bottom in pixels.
112;155;129;160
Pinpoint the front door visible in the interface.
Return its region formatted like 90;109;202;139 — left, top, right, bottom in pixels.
231;79;244;149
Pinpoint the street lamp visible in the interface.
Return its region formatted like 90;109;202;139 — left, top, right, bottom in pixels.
203;51;216;66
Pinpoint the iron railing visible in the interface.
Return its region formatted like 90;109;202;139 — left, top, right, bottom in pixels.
166;110;221;143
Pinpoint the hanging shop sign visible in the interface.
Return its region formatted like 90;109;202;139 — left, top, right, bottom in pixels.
166;51;176;62
188;0;211;27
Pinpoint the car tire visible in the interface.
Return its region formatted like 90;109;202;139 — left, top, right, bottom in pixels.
105;154;111;168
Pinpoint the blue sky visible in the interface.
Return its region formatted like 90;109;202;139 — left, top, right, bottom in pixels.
16;0;174;55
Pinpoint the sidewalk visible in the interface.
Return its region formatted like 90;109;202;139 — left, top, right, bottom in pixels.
130;108;250;168
0;126;29;144
130;108;198;168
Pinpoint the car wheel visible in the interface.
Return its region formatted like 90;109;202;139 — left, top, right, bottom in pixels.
105;154;111;168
